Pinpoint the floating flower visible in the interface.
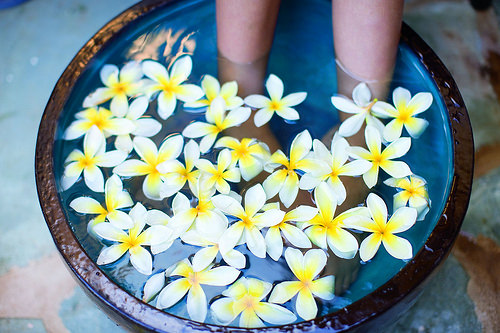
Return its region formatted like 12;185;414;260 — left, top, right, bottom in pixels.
61;126;127;192
113;97;162;153
93;203;172;275
244;74;307;127
345;193;417;261
263;130;315;208
83;61;145;114
299;136;371;205
63;107;135;140
264;204;316;261
349;126;412;189
158;140;200;198
384;175;431;221
184;74;243;110
212;183;285;258
331;82;386;137
181;227;246;271
113;135;183;200
182;97;251;153
195;149;241;194
69;174;134;229
214;137;270;181
268;248;335;320
211;277;296;327
156;259;240;322
372;87;432;142
142;56;204;119
299;182;364;259
169;178;227;238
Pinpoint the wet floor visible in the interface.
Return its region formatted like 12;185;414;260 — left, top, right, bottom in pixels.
0;0;499;332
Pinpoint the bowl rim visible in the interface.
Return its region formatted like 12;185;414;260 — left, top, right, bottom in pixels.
35;0;474;331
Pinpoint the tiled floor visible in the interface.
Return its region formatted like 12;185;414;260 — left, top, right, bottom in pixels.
1;0;499;332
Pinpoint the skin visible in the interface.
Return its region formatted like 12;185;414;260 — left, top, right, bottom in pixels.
216;0;404;294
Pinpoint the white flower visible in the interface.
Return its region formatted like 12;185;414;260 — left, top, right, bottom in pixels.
214;136;270;181
299;136;371;205
157;139;201;198
331;82;385;137
156;259;240;322
263;130;315;208
345;193;417;261
169;178;228;238
142;56;204;119
185;74;243;110
211;277;296;327
83;61;145;114
372;87;432;142
268;248;335;320
384;175;431;221
113;97;162;153
144;209;178;254
182;96;251;153
212;184;285;258
69;174;134;229
349;126;412;188
62;126;127;192
263;203;316;261
299;182;364;259
63;107;135;140
113;135;184;200
93;203;172;275
244;74;307;127
195;149;241;194
181;228;246;271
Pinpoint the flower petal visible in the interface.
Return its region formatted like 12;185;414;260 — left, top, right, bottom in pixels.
296;289;317;321
243;184;266;217
244;226;267;258
290;130;312;163
381;160;412;178
157;92;177;120
212;194;245;218
383;119;404;142
393;87;412;109
281;223;312;249
386;207;417;233
223;106;251;128
186;285;208;322
157;278;191;309
382;234;413;260
219;222;245;254
143;272;166;302
83;165;105;192
211;298;237;325
331;96;360;114
266;74;284;101
192;246;219;272
253;108;274;127
129;245;153;275
199;266;240;286
93;222;128;241
276;107;300;121
268;281;302;304
265;227;284;261
359;233;383;262
310;275;335;300
407;92;433;115
405;117;429;138
239;308;265;328
70;197;105;214
221;249;246;270
326;228;359;259
182;122;215;138
96;243;129;265
279;172;299;208
352;82;372;106
254;302;296;325
244;94;270;109
107;210;134;229
281;92;307;107
338;113;366;137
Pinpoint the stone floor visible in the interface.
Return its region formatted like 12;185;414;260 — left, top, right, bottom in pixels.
0;0;499;332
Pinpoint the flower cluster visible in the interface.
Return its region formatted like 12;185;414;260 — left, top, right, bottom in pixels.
62;55;432;327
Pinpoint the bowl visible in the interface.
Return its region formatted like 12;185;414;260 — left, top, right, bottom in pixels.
35;0;474;331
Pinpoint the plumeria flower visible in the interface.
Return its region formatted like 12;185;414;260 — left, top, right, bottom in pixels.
349;126;412;189
195;149;241;194
113;97;162;153
244;74;307;127
61;126;127;192
170;178;227;238
345;193;417;261
156;259;240;322
69;174;134;229
212;183;285;258
214;137;270;181
263;130;315;208
63;107;135;140
264;204;316;261
83;61;145;114
93;203;172;275
144;209;178;254
142;56;204;119
113;135;183;200
181;227;246;271
211;277;296;327
331;82;386;137
299;136;371;205
184;74;243;110
372;87;433;142
384;175;431;221
299;182;364;259
269;248;335;320
182;96;251;153
157;139;200;198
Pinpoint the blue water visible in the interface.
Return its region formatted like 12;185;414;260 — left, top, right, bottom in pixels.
53;0;453;326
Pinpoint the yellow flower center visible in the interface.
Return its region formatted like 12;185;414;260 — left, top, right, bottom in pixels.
241;295;257;310
124;235;140;248
364;99;378;113
88;111;111;131
78;155;97;168
196;200;210;213
159;77;181;95
397;105;412;123
111;82;129;95
269;100;283;111
187;272;200;286
235;145;250;159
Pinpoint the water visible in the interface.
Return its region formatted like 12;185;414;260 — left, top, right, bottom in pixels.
52;0;453;327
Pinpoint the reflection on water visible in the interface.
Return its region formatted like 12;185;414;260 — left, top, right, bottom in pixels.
53;0;453;327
